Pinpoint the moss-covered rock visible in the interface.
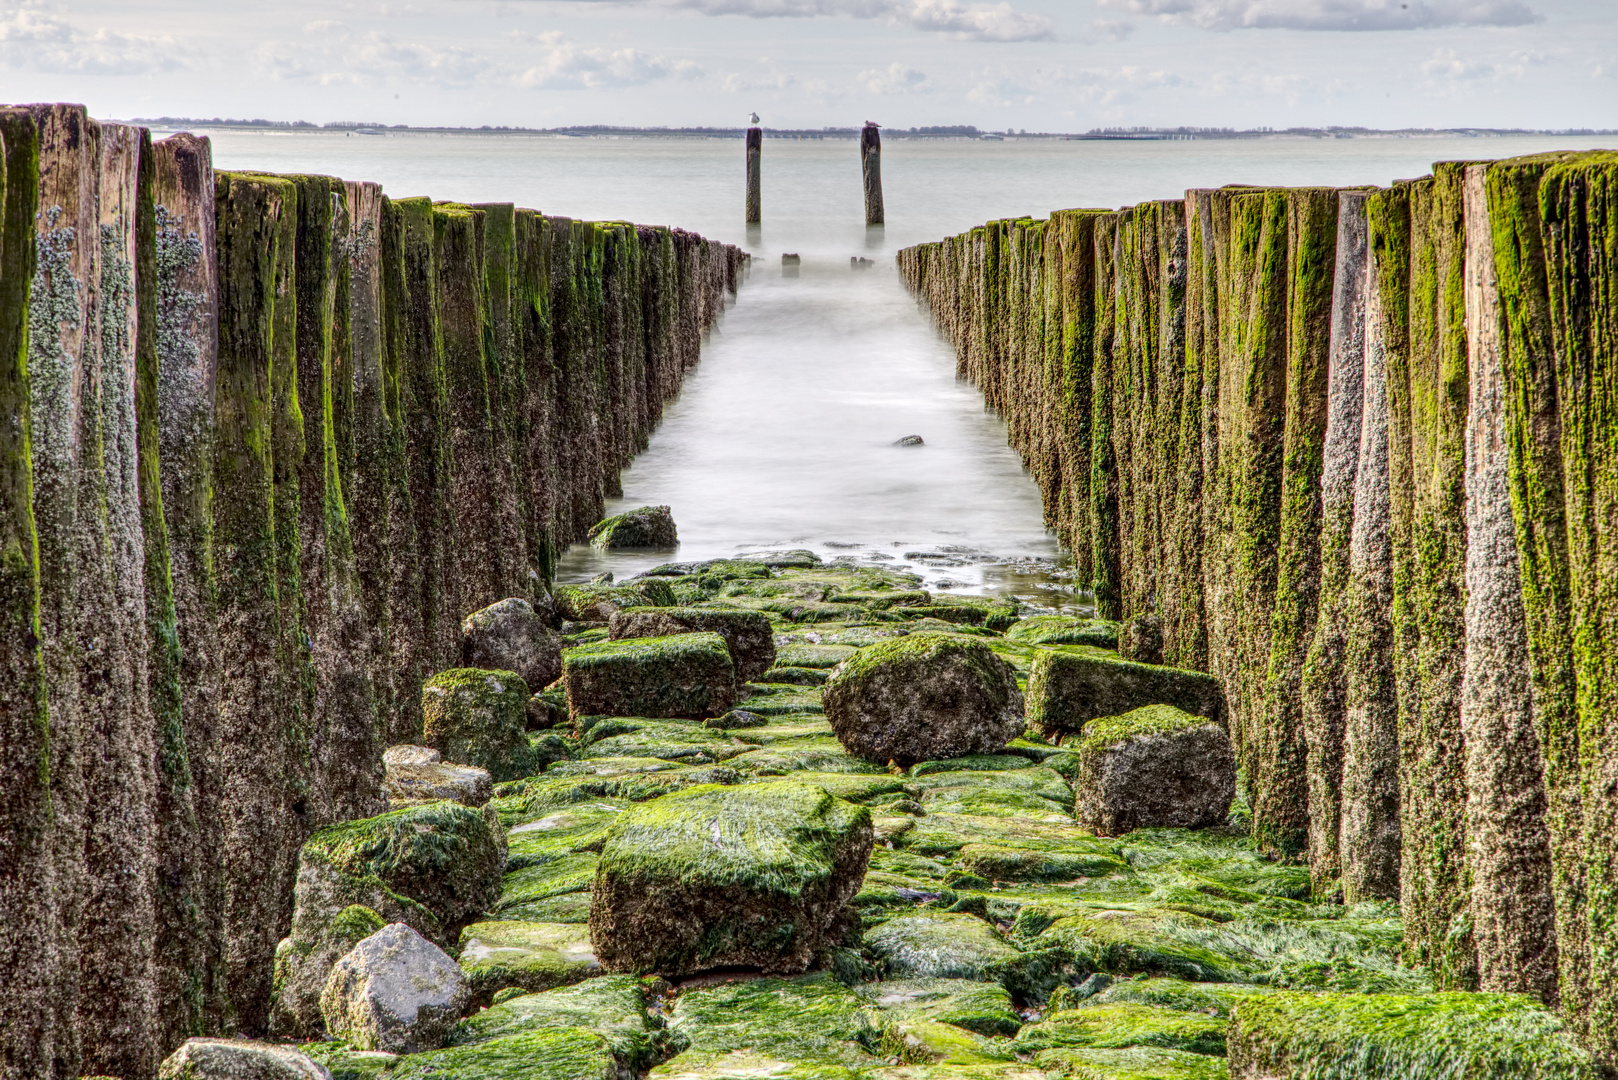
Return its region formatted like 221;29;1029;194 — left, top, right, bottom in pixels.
158;1039;334;1080
881;1017;1019;1066
1026;1047;1230;1079
554;579;677;621
857;978;1022;1037
320;922;469;1054
1070;707;1235;835
299;801;505;942
865;913;1065;1001
461;598;563;691
610;606;777;681
271;905;386;1038
564;632;737;721
1014;1004;1227;1056
955;844;1127;883
1025;648;1222;740
299;1042;396;1080
387;1029;618;1079
823;633;1025;767
1226;991;1596;1079
588;504;678;549
1005;617;1120;649
384;757;494;808
590;781;873;975
422;669;536;783
456;920;601;1005
896;597;1020;632
449;975;659;1069
652;973;882;1075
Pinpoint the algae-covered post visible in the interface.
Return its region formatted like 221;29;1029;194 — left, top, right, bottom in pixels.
861;122;883;227
745;126;761;225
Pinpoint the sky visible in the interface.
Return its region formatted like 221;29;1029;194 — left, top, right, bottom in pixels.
0;0;1612;131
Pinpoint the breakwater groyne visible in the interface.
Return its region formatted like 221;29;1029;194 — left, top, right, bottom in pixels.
0;102;743;1080
899;151;1618;1053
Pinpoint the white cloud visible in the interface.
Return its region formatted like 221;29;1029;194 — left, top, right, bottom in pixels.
859;61;928;93
259;28;493;87
521;0;1055;41
0;6;186;75
1096;0;1541;31
1090;18;1137;41
520;39;701;88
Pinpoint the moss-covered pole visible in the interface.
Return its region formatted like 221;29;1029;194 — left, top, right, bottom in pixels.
28;101;101;1080
212;170;299;1032
78;119;160;1080
1301;190;1369;893
0;105;55;1080
150;130;222;1038
861;122;884;228
746;126;761;225
1459;161;1558;1004
1488;150;1590;1033
1339;183;1406;903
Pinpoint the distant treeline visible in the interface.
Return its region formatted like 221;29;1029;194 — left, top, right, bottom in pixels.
128;118;1618;140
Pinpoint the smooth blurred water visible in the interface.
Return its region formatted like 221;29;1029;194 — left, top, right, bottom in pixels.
178;129;1612;603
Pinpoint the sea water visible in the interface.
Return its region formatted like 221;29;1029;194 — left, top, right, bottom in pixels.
186;129;1611;606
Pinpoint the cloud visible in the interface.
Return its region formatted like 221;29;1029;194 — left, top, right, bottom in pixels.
1095;0;1541;31
516;0;1055;41
1090;18;1137;40
260;27;493;87
0;6;186;74
859;61;928;93
520;39;701;88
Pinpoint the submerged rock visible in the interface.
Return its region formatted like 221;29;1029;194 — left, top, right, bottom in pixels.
271;904;386;1038
159;1039;333;1080
609;605;777;681
456;920;601;1005
563;632;737;721
321;923;469;1054
1071;705;1236;835
822;632;1024;766
1226;991;1595;1079
589;781;873;975
422;668;535;783
588;504;678;549
1025;647;1222;741
894;434;925;447
461;598;563;690
554;579;677;622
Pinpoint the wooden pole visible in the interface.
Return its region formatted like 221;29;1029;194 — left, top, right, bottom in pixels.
861;122;884;227
745;127;761;224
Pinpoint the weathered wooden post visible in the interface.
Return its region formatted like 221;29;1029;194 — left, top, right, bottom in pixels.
745;126;761;224
861;121;884;227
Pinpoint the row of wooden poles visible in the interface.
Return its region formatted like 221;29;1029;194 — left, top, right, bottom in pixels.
897;149;1618;1063
746;122;885;227
0;102;745;1080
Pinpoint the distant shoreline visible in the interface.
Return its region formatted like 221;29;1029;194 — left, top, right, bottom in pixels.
126;119;1618;141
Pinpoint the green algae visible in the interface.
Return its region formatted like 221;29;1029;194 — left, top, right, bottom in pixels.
449;974;660;1069
659;973;883;1072
564;632;736;721
422;668;535;783
389;1028;619;1079
1015;1003;1227;1056
455;920;601;1004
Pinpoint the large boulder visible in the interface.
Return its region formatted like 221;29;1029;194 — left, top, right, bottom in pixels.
563;632;737;721
422;668;535;782
159;1039;333;1080
588;504;678;549
609;606;777;681
295;800;505;946
1024;647;1222;741
1070;705;1236;835
321;923;469;1054
462;598;563;689
383;744;493;808
821;633;1024;767
270;904;386;1038
589;781;873;975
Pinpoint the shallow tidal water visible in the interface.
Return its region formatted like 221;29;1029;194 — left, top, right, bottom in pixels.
186;128;1612;608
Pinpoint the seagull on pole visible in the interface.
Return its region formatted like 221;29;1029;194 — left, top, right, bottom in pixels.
749;111;760;125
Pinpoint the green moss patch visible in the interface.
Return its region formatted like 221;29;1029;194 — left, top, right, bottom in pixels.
388;1028;618;1079
1015;1003;1227;1056
564;632;737;721
450;974;659;1069
658;973;883;1072
857;977;1022;1037
455;921;601;1005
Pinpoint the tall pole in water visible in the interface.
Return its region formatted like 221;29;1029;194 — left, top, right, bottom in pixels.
861;122;884;226
745;125;762;224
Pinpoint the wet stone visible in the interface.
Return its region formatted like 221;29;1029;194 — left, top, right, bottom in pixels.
321;923;469;1054
1071;706;1236;835
422;669;535;783
588;504;678;549
564;632;738;721
159;1040;335;1080
461;598;563;691
1025;647;1223;741
610;605;777;681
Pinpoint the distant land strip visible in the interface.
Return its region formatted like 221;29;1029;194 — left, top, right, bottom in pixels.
125;118;1618;140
